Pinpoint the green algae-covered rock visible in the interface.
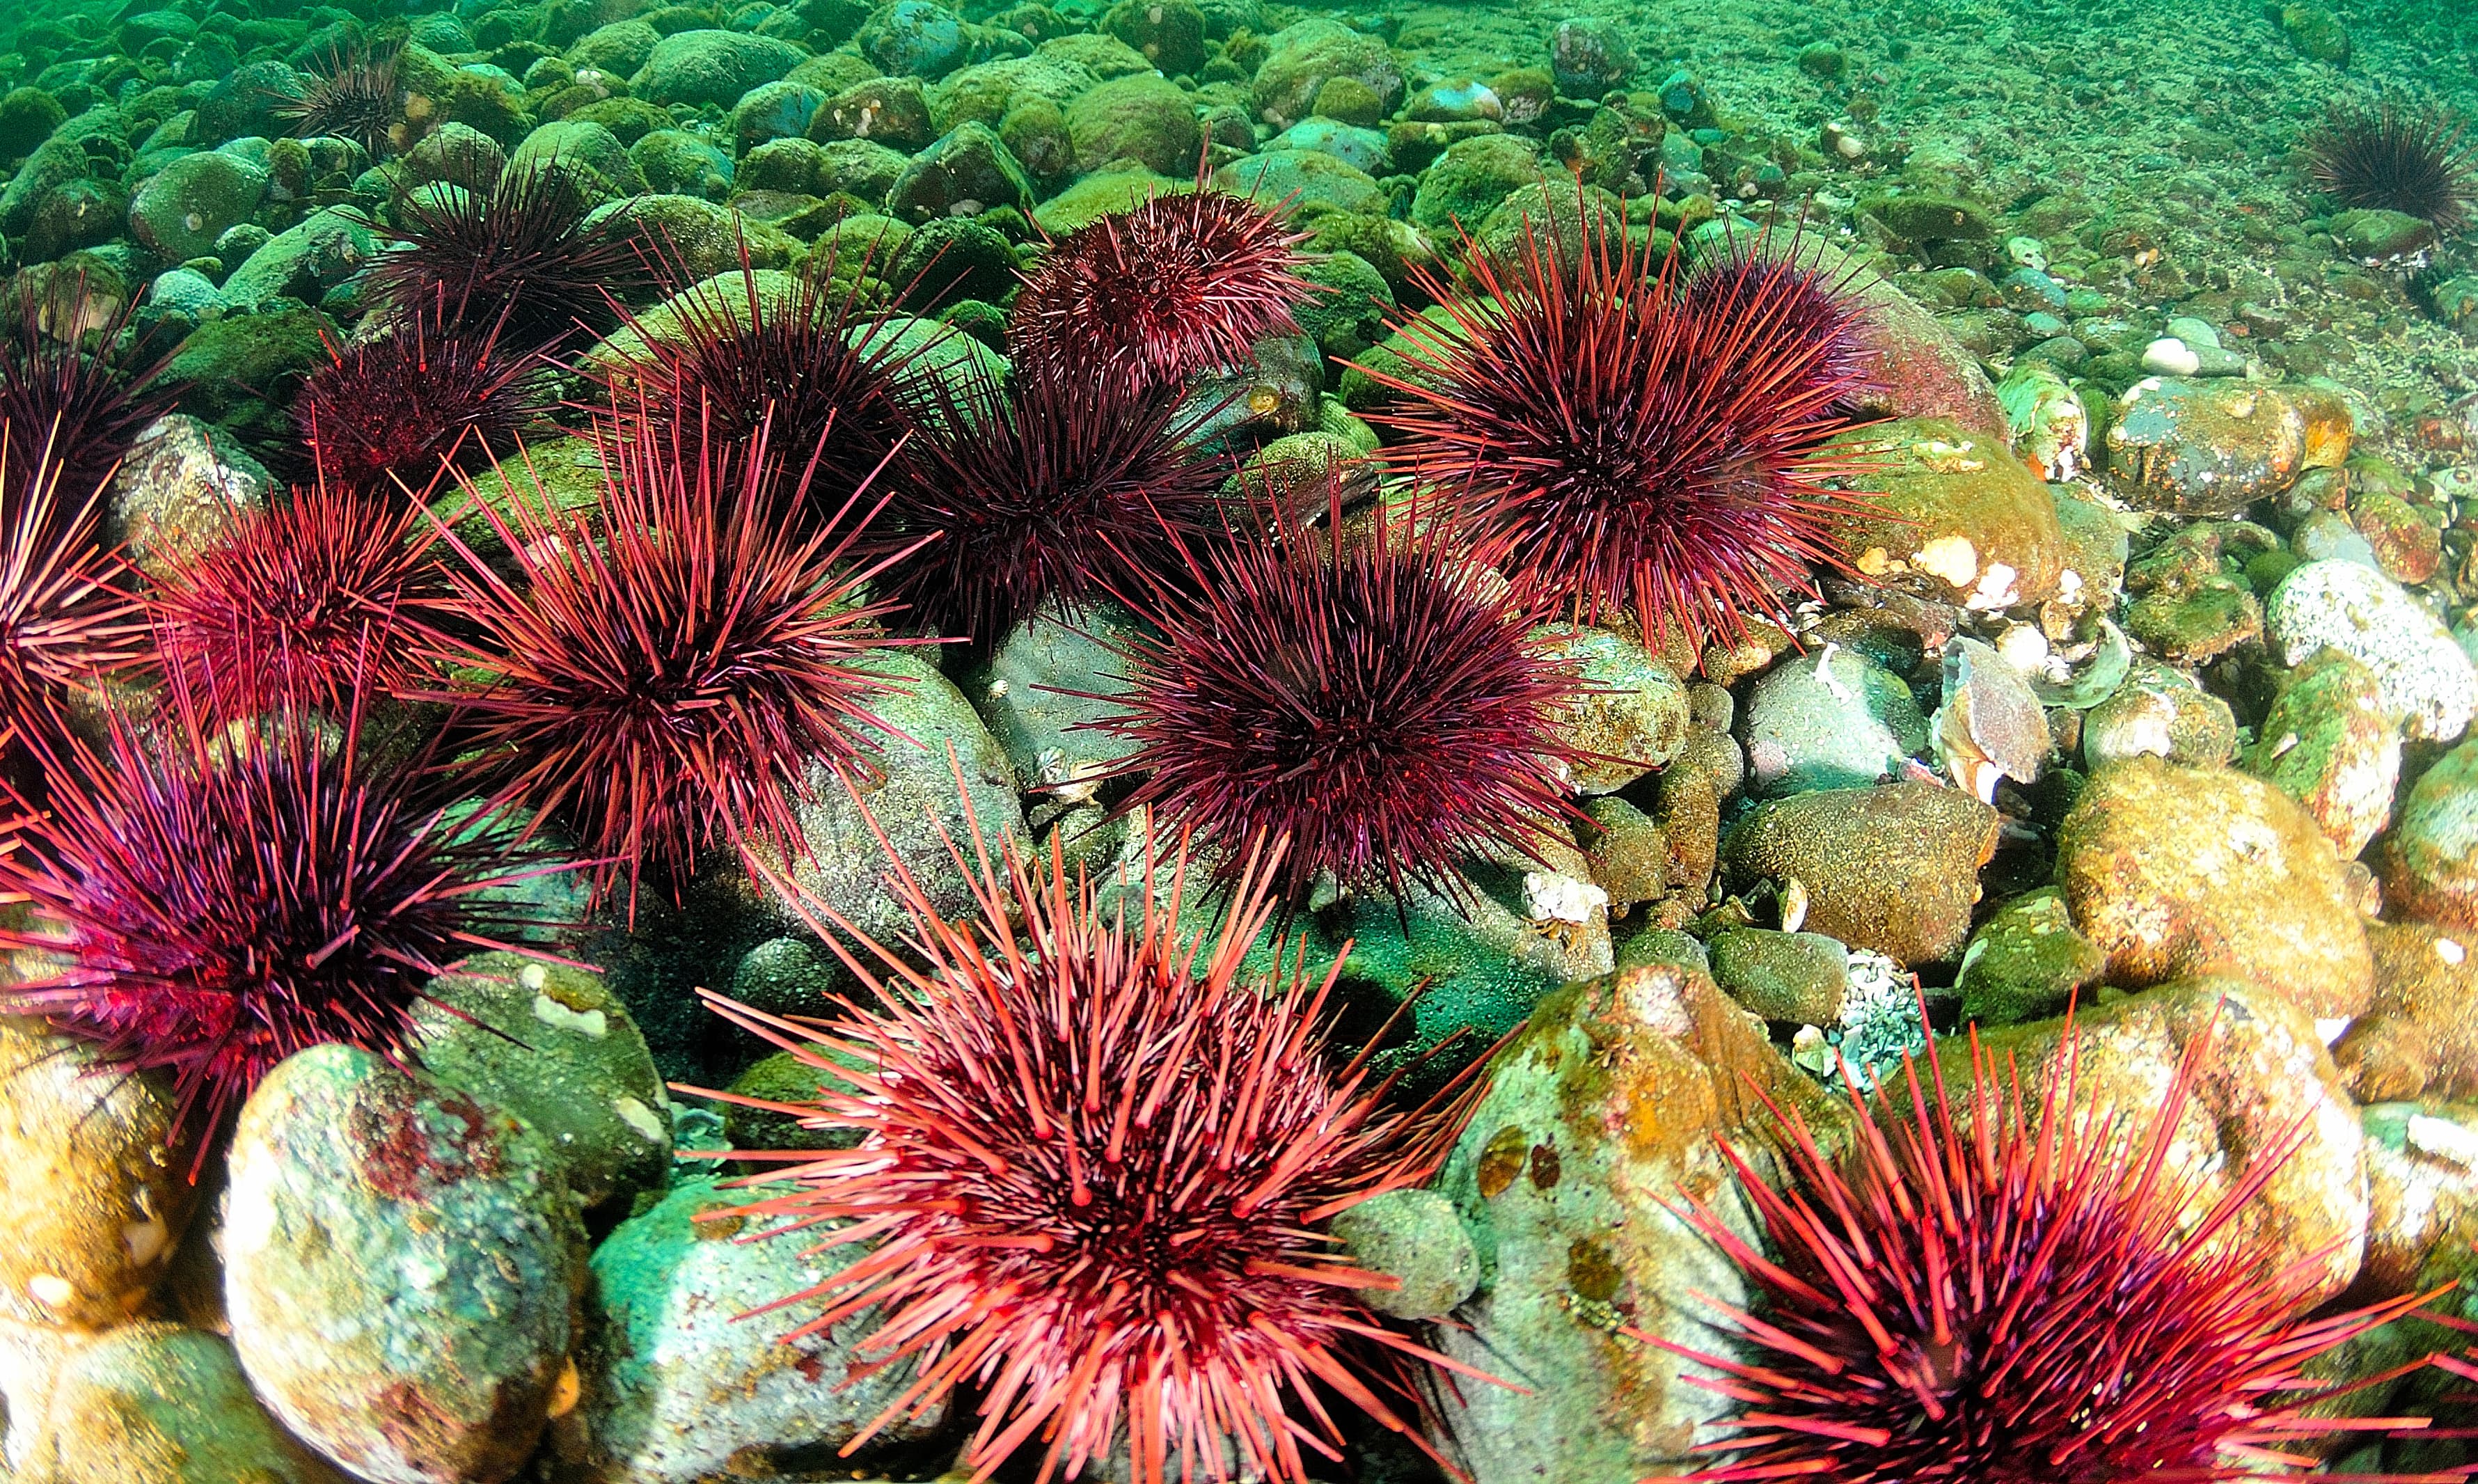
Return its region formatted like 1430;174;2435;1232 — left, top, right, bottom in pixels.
218;206;380;311
551;1179;942;1482
1431;963;1843;1479
932;53;1100;133
733;78;826;154
1251;17;1401;129
2385;738;2478;933
631;127;733;198
885;120;1033;221
1032;165;1183;233
0;135;96;235
569;20;663;77
34;1323;349;1484
2055;756;2374;1020
1104;0;1208;75
1000;94;1077;182
412;953;672;1218
1709;927;1850;1025
1476;178;1624;270
1067;72;1200;175
162;305;333;406
508;118;644;197
1338;301;1454;411
1827;416;2066;611
592;193;800;279
2104;377;2353;516
1955;885;2107;1028
129;149;269;261
1721;782;2000;967
1295;248;1391;360
2245;647;2400;858
0;87;66;164
1329;1188;1478;1322
633;29;807;109
814;134;911;200
1213;146;1386;216
223;1045;583;1484
1409;131;1544;231
1863;191;1996;242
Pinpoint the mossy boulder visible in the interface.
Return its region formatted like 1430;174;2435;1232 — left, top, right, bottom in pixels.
632;29;807;108
885;121;1034;221
1409;132;1542;231
811;74;937;152
129;149;269;261
1827;416;2067;611
1211;146;1384;216
1066;72;1200;175
1251;17;1400;129
1103;0;1208;75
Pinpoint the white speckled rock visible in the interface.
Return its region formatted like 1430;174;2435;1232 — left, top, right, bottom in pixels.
545;1178;942;1484
411;953;672;1217
31;1322;348;1483
223;1044;583;1484
105;413;271;581
2266;560;2477;743
0;1020;196;1332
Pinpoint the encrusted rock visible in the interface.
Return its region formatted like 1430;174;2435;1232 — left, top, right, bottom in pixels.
546;1178;940;1483
2382;737;2478;933
2333;922;2478;1103
2053;757;2373;1020
2266;560;2477;743
1329;1188;1480;1321
2104;377;2351;516
0;1020;194;1331
106;413;271;581
411;953;672;1217
224;1045;583;1484
1536;624;1690;794
1430;964;1845;1481
769;649;1029;945
1955;885;2106;1028
1738;643;1926;797
1719;782;2000;966
1829;416;2065;609
2081;659;2238;768
2358;1100;2478;1300
1707;928;1849;1024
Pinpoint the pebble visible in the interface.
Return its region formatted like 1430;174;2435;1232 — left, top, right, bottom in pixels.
1956;885;2107;1027
1535;624;1691;794
0;1020;195;1332
2081;659;2237;767
2266;560;2477;743
2054;757;2374;1020
223;1045;582;1484
1707;927;1851;1024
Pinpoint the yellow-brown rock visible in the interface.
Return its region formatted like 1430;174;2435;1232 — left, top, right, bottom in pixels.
1958;977;2367;1301
2053;757;2374;1019
2333;922;2478;1103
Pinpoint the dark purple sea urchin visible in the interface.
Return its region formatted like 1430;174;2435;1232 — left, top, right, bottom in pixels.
1094;496;1586;909
2308;102;2477;236
1366;210;1876;647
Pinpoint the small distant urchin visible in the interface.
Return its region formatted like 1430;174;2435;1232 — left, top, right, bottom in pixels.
1009;187;1318;391
698;823;1495;1484
272;44;405;158
1638;1015;2448;1483
1095;496;1586;909
2307;102;2477;235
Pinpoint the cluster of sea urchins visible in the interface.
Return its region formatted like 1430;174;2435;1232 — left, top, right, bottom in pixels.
1639;1016;2449;1483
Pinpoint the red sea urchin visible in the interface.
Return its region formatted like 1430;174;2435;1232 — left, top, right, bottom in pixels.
694;826;1497;1484
360;161;655;354
1095;497;1585;910
294;305;546;498
1635;1016;2447;1483
0;436;138;766
147;478;445;723
866;360;1227;648
0;689;566;1155
422;409;923;920
1009;186;1318;392
1364;210;1875;647
2308;102;2478;237
596;254;924;516
0;271;181;506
